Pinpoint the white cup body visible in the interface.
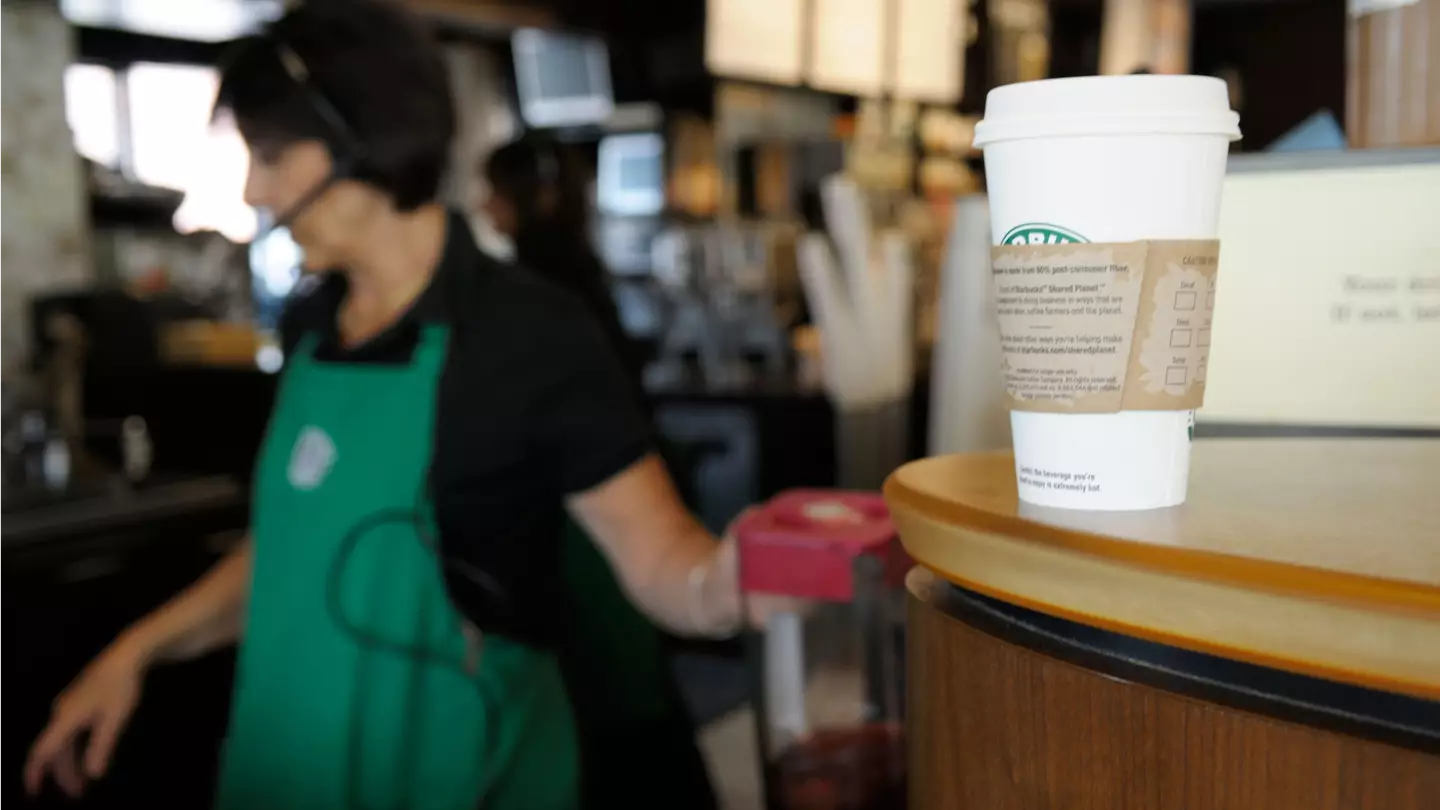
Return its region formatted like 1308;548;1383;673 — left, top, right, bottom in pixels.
977;78;1236;510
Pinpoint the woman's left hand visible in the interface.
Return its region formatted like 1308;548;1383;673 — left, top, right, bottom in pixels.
570;455;811;638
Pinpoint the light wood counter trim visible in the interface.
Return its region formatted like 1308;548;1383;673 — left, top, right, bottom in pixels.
892;508;1440;699
884;441;1440;616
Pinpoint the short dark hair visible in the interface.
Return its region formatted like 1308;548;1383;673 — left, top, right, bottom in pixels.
216;0;455;210
484;135;591;235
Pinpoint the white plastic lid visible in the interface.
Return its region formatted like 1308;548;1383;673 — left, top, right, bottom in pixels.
972;75;1241;148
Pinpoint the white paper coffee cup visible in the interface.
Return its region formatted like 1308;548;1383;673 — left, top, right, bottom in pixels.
972;76;1240;510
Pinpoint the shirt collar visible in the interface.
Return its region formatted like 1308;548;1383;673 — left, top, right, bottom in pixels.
407;209;486;326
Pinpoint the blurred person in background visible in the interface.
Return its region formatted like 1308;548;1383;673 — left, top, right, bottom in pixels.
24;3;737;809
482;137;644;400
482;137;716;805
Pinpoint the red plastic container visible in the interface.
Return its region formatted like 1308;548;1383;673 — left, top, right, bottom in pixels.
737;490;900;602
736;490;909;810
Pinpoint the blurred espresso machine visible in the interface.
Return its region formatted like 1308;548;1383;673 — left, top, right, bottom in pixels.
648;223;794;387
4;292;166;496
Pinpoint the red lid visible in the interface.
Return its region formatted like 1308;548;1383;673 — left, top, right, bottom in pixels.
737;490;898;601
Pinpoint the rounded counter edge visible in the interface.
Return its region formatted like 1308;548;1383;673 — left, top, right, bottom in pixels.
882;456;1440;618
883;467;1440;701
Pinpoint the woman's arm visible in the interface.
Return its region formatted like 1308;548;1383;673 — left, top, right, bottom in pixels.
567;455;741;636
121;537;254;665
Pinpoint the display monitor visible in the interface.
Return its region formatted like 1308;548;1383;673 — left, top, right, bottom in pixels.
597;132;664;217
512;27;614;129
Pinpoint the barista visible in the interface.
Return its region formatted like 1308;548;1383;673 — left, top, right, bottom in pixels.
25;4;740;808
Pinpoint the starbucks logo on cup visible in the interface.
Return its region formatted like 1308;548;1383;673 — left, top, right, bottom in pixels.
1001;223;1089;246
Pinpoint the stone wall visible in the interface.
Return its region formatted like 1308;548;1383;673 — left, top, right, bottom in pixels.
1;0;93;377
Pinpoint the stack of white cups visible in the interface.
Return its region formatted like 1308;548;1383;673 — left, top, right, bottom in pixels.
928;195;1011;457
797;176;916;491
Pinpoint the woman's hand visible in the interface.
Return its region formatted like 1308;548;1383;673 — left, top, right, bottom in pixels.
570;455;743;635
571;462;815;637
25;538;252;797
715;509;814;631
24;637;148;797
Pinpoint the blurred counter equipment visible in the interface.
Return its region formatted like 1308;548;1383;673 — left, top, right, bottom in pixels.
31;290;172;374
1347;0;1440;148
24;291;170;487
1098;0;1190;75
712;83;839;217
650;223;792;388
595;131;666;277
24;289;274;482
158;321;266;368
29;289;252;373
994;0;1053;83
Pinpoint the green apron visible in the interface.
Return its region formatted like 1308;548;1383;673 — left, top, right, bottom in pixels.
217;327;577;810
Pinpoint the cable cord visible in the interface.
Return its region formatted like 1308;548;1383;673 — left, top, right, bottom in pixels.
325;482;511;809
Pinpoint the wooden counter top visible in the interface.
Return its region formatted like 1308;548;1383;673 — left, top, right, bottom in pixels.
884;439;1440;699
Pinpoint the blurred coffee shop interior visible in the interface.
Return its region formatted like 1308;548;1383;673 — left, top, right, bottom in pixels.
2;0;1437;806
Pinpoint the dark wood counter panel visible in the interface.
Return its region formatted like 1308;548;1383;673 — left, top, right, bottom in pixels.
908;570;1440;810
911;570;1439;753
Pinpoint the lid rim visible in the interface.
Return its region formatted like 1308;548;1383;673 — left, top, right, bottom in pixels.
973;75;1240;149
972;113;1242;148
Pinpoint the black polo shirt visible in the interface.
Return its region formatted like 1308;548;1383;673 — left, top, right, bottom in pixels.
277;211;650;646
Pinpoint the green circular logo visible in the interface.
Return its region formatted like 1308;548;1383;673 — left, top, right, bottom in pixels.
1000;223;1089;246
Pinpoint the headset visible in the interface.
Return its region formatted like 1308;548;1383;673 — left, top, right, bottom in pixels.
264;37;369;232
